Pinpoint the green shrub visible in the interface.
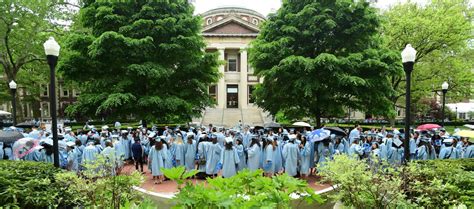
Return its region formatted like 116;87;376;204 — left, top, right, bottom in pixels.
0;160;68;208
319;156;474;208
163;166;324;209
0;159;147;209
406;159;474;208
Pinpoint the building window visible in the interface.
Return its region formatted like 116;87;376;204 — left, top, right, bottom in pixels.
209;85;217;102
41;84;49;97
252;18;259;25
248;85;255;104
41;102;50;117
206;18;213;25
73;89;81;97
227;54;238;72
459;113;466;119
61;85;69;97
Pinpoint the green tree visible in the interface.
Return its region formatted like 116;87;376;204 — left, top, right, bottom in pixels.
59;0;220;123
249;0;400;127
0;0;75;119
382;0;474;121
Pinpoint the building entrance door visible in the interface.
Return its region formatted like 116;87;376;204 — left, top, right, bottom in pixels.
227;85;238;108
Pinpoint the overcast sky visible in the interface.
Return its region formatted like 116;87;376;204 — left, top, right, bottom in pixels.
192;0;453;16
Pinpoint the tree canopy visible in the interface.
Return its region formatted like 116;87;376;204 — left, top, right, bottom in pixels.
59;0;220;123
382;0;474;114
249;0;401;127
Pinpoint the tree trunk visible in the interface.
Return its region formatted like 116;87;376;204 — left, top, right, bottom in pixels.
315;113;321;129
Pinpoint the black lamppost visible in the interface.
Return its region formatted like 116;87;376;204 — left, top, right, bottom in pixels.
9;80;17;126
401;44;416;163
44;37;60;168
441;81;449;127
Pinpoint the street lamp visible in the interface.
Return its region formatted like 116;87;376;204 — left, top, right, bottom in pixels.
401;44;416;163
9;80;17;126
44;37;60;168
441;81;449;127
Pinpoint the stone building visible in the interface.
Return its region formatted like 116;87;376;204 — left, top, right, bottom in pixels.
196;7;272;127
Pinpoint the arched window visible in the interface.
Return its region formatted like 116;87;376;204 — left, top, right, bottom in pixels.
206;18;213;25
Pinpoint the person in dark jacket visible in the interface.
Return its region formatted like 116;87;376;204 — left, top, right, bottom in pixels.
131;137;144;173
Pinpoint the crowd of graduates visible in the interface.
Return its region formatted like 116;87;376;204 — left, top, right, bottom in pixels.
2;123;473;184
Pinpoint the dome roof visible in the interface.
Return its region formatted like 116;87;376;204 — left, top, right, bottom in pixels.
201;6;266;20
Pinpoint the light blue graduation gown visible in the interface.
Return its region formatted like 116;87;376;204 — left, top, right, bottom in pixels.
163;144;173;169
183;141;197;171
68;148;82;172
439;146;460;159
216;133;225;147
113;141;125;168
409;138;417;155
299;142;311;175
393;148;404;165
120;137;131;159
221;148;240;178
197;142;209;172
463;145;473;158
4;147;13;160
348;144;363;159
236;144;247;171
148;146;165;176
273;144;283;173
263;145;274;174
282;143;298;177
318;144;333;171
82;145;99;164
242;132;252;148
174;143;185;166
247;144;261;171
0;142;4;159
101;147;116;173
24;149;42;161
42;150;54;163
205;143;222;175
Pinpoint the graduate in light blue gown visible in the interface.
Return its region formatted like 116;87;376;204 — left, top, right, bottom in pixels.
235;139;247;171
247;137;261;171
242;127;252;149
409;133;418;160
183;135;197;171
272;138;283;174
439;138;460;159
416;137;436;160
174;134;185;167
161;138;173;169
82;142;99;165
333;137;345;155
101;141;117;175
282;136;298;177
119;131;132;160
463;138;473;158
391;138;404;165
148;141;166;184
65;142;78;172
263;138;275;177
41;142;54;163
112;136;125;170
299;136;311;177
220;138;240;178
205;136;222;177
23;145;43;162
348;138;363;159
0;142;4;160
317;139;333;173
196;135;209;173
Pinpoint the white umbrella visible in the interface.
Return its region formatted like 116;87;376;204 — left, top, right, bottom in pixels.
292;122;311;127
0;110;11;116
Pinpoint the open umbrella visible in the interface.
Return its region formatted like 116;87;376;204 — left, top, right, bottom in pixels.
0;110;11;116
325;127;346;136
455;130;474;138
309;129;331;142
15;121;36;128
264;122;281;128
416;124;441;131
292;122;311;127
0;130;24;143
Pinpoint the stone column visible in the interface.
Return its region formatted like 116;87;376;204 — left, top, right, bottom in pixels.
218;48;226;108
240;48;248;109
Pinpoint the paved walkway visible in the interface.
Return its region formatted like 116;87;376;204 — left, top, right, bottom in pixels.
122;163;332;195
